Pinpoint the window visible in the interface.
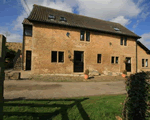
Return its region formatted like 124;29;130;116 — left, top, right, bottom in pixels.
86;32;90;41
59;52;64;62
111;56;119;64
142;59;144;67
52;51;64;63
80;31;85;41
120;37;123;45
48;15;55;19
146;59;148;67
97;54;101;63
120;37;127;46
114;28;120;31
124;37;127;46
24;25;32;36
60;17;67;21
52;51;57;62
116;57;119;64
111;56;114;63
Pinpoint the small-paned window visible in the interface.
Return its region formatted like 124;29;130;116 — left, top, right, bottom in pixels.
97;54;101;63
48;15;55;19
60;17;67;21
120;37;123;45
59;52;64;62
142;59;145;67
114;28;120;31
124;37;127;46
86;32;90;41
116;57;119;64
24;25;32;36
52;51;57;62
111;56;114;63
80;31;85;41
146;59;148;67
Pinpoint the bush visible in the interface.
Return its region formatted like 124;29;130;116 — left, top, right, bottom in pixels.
122;70;127;75
84;69;89;75
122;72;149;120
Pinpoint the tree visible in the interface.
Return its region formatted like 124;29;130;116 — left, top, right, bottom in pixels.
5;45;17;62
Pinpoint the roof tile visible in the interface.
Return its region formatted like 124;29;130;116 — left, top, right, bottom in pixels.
26;4;141;38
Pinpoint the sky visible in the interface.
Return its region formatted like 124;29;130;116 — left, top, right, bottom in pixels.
0;0;150;49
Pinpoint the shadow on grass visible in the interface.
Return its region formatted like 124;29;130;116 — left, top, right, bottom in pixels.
4;97;90;120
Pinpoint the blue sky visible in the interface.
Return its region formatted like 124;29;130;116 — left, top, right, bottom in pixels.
0;0;150;49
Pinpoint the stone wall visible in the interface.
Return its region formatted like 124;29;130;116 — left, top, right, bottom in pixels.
137;45;150;72
23;22;137;75
6;42;22;54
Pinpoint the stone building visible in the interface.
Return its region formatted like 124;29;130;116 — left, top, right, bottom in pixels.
137;41;150;72
22;4;149;76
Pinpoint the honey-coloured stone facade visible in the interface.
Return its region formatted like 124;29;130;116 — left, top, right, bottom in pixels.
23;22;140;75
137;45;150;72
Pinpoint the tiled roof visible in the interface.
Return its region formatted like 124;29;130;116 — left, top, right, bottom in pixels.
22;18;33;25
25;4;141;38
137;41;150;54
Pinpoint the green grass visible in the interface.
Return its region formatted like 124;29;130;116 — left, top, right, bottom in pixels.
4;94;126;120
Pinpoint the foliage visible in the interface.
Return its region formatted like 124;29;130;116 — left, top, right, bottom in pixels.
5;45;17;61
122;72;150;120
4;45;17;69
122;70;127;75
124;59;128;63
84;69;89;75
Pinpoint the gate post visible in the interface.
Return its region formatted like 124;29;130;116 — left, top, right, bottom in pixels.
0;34;6;120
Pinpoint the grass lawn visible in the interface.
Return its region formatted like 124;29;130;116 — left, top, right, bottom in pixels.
4;94;127;120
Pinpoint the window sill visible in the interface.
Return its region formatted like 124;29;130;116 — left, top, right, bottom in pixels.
141;67;149;69
80;40;91;43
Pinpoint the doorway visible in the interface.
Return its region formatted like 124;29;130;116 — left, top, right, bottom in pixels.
125;57;131;72
74;51;84;72
26;51;32;70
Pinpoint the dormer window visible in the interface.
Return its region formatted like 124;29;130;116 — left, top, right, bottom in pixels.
60;17;67;22
48;15;55;19
114;28;120;31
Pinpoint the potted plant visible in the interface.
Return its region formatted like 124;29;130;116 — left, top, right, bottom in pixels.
122;70;127;78
124;59;128;63
84;69;89;79
68;54;71;58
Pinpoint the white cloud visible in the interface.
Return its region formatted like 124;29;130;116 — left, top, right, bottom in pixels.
76;0;142;20
0;27;22;43
110;16;131;26
13;11;27;30
9;0;149;43
13;0;147;31
139;32;150;49
13;0;74;31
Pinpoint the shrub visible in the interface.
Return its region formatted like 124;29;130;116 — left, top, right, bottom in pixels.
122;70;127;75
122;72;149;120
84;69;89;75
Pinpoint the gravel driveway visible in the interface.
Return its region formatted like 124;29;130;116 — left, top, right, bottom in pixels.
4;80;126;99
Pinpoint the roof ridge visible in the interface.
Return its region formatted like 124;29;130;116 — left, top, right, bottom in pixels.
33;4;119;25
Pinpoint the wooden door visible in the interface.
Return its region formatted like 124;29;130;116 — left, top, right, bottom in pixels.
125;57;131;72
26;51;32;70
74;51;84;72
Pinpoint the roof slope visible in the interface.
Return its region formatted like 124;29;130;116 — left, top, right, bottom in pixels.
24;4;141;38
137;41;150;54
22;18;33;25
